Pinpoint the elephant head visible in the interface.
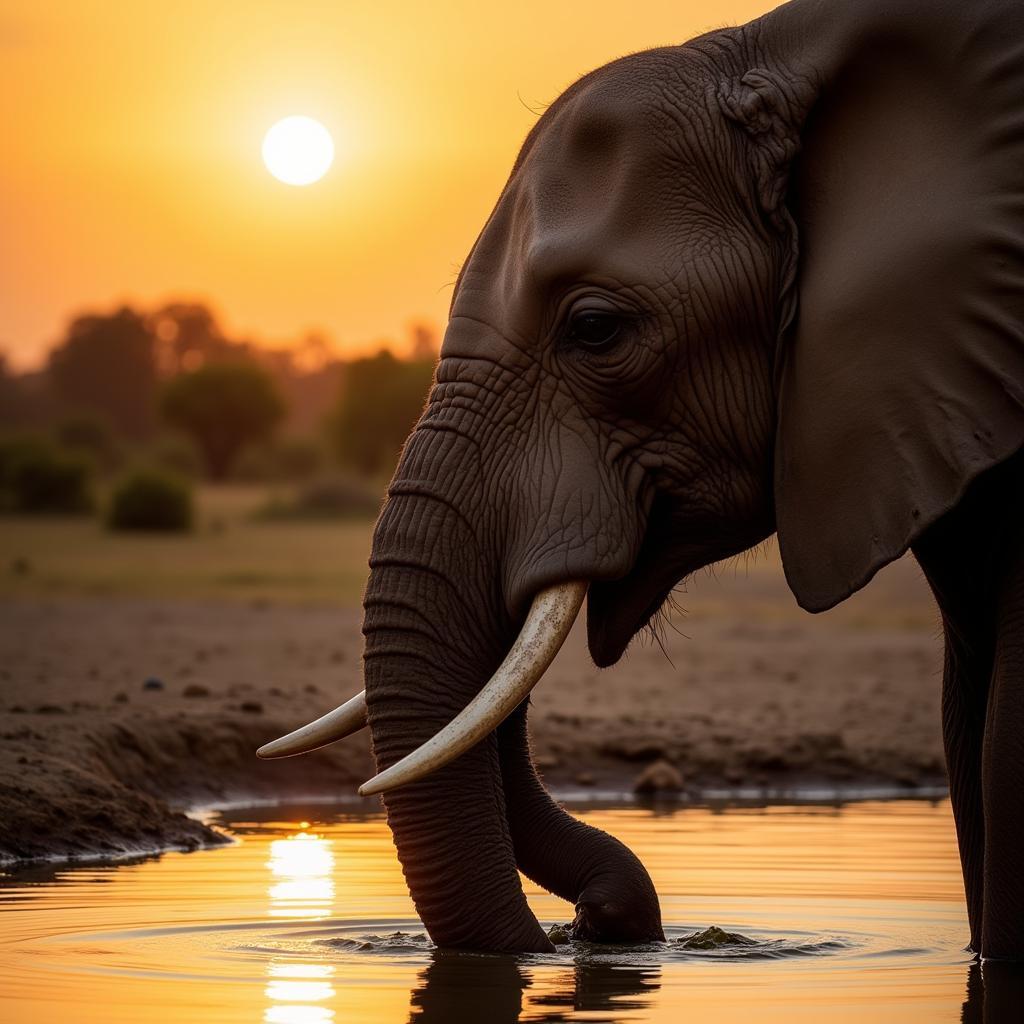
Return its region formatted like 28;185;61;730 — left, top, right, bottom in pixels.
261;0;1024;951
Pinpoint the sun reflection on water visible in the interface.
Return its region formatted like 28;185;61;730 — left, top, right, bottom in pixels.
264;1006;334;1024
264;829;338;1023
267;830;335;919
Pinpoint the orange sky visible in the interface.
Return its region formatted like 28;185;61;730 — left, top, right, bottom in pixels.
0;1;774;368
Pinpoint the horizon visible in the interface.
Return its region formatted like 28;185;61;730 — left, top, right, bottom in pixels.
0;0;773;370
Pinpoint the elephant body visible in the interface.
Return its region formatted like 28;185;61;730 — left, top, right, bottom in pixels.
913;446;1024;958
277;0;1024;958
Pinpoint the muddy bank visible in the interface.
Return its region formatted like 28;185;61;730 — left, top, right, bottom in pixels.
0;706;372;864
0;551;947;864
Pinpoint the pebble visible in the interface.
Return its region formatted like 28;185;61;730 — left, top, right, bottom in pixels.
143;678;164;691
183;684;211;698
240;700;264;714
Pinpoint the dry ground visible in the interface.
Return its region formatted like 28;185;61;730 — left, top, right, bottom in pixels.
0;488;946;863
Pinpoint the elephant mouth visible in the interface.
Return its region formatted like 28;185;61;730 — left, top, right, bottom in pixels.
586;495;684;667
586;494;732;668
587;576;677;668
587;487;776;667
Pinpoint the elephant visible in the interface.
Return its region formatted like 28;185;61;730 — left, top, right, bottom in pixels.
259;0;1024;958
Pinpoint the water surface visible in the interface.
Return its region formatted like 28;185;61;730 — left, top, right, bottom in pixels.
1;797;1012;1022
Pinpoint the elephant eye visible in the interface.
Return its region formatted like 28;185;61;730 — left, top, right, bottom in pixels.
565;309;623;351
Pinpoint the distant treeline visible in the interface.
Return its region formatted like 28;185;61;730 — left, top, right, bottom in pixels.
0;301;438;485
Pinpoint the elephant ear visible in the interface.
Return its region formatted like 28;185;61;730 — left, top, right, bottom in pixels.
736;0;1024;611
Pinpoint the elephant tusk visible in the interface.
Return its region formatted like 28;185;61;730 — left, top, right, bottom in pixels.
358;580;587;797
256;690;368;758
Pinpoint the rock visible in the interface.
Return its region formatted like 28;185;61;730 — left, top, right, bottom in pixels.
113;692;129;704
633;758;684;795
183;684;211;698
143;678;164;691
677;926;756;950
546;923;571;945
240;700;263;714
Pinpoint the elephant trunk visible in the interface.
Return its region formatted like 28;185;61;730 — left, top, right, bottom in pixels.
499;705;664;943
361;431;553;950
363;575;552;949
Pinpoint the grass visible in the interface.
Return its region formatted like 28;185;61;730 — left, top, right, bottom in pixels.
0;485;375;607
0;485;935;627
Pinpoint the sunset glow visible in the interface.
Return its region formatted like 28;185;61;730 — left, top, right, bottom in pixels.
0;1;775;365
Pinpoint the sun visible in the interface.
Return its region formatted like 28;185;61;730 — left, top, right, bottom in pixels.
262;116;334;186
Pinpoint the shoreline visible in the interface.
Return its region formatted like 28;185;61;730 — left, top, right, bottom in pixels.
2;782;950;873
188;781;951;818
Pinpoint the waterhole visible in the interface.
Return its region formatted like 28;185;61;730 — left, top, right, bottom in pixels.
0;798;1000;1022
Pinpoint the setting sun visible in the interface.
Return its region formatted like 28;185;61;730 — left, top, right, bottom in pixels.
262;116;335;186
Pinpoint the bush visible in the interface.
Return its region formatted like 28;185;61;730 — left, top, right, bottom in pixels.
107;467;193;532
0;435;94;515
149;433;203;479
55;412;122;472
257;474;382;521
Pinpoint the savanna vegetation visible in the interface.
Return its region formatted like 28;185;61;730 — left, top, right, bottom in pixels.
0;299;438;539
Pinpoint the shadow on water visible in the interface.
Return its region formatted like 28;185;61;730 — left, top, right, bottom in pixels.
409;953;660;1023
409;956;1024;1024
961;961;1024;1024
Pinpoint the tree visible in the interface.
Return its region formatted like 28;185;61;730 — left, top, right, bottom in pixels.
47;306;158;439
161;362;285;480
328;350;434;478
0;355;55;429
149;301;233;375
